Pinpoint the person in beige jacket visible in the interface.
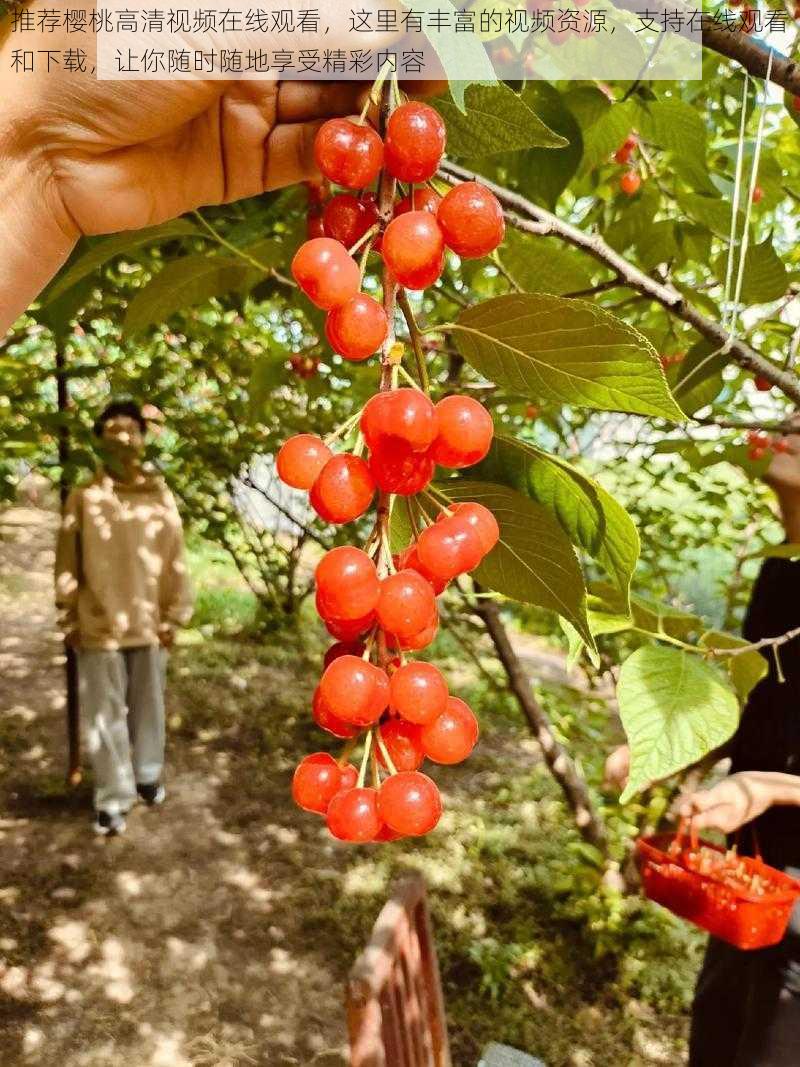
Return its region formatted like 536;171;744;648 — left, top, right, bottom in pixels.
55;400;193;835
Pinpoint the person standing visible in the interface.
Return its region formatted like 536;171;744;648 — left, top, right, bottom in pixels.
55;400;193;835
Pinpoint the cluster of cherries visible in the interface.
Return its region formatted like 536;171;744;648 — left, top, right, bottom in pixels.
614;134;642;198
746;429;790;461
277;97;506;844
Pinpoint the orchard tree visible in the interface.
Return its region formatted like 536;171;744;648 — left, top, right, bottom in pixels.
5;22;800;883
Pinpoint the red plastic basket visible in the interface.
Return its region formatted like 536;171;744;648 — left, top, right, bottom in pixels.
636;820;800;950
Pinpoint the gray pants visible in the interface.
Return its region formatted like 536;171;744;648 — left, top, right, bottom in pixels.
78;646;167;814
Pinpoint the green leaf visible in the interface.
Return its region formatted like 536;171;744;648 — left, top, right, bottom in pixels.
672;339;728;416
123;242;281;335
472;435;639;608
434;83;566;155
42;220;199;306
751;543;800;559
567;92;636;173
699;631;768;704
437;480;593;645
400;0;496;110
451;293;684;420
618;646;739;802
510;83;584;209
737;239;788;305
637;99;716;196
677;192;745;240
499;229;594;296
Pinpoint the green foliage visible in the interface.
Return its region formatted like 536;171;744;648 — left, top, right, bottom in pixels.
434;82;567;154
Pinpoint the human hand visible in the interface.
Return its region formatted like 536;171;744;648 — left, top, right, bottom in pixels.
676;771;791;834
603;744;631;791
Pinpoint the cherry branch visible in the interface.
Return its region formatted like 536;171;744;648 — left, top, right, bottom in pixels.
706;623;800;659
437;160;800;407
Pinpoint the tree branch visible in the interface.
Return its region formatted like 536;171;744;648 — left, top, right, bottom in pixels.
438;160;800;406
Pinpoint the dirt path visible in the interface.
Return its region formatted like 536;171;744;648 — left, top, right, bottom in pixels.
0;507;350;1067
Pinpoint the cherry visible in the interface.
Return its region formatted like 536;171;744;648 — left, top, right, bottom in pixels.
306;212;326;239
794;96;800;112
389;661;448;725
312;685;359;739
416;515;484;581
276;434;332;490
314;118;383;189
376;570;437;641
292;238;360;310
421;696;479;764
305;178;327;207
310;454;375;524
754;375;773;392
369;438;436;496
378;771;442;836
394;187;441;217
620;171;641;197
431;395;494;469
437;182;505;259
338;764;359;792
748;446;767;461
378;719;425;772
392;613;439;652
382;211;445;290
326;295;388;362
316;547;380;620
327;786;382;842
318;655;388;726
384;102;446;183
361;388;438;453
323;193;379;247
292;753;343;813
323;641;366;669
752;185;764;204
439;502;499;554
374;824;405;842
774;438;791;454
324;611;376;642
395;544;448;595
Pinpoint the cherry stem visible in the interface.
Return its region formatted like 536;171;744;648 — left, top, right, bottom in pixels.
375;730;399;777
357;729;374;788
370;747;381;789
348;223;380;257
397;289;430;392
405;497;422;540
324;407;363;447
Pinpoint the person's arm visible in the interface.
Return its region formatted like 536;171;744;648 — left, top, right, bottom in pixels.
54;489;82;645
678;771;800;833
158;498;194;645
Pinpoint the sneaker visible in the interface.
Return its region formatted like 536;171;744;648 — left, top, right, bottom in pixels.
137;782;166;806
94;811;126;836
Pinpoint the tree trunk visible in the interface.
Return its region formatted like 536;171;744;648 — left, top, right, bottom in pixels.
55;347;81;786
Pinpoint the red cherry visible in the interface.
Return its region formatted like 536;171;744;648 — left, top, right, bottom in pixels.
389;661;448;725
384;102;446;183
374;824;405;842
338;764;359;792
310;454;375;524
305;178;327;207
376;570;437;641
291;238;360;310
748;446;767;461
431;395;494;469
752;185;763;204
326;294;388;362
361;389;438;453
292;753;343;813
754;375;773;392
773;437;791;454
322;193;379;247
318;655;388;726
620;171;641;197
794;96;800;112
437;182;505;259
440;502;499;554
324;611;376;642
314;118;383;189
377;719;425;772
306;212;326;239
312;686;359;739
324;641;366;669
395;544;448;595
316;547;380;620
369;438;436;496
378;772;442;836
394;188;442;217
390;613;439;652
327;787;382;842
421;696;479;764
382;212;445;290
276;434;332;490
416;515;484;581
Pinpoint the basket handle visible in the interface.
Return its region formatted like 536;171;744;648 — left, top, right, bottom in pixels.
734;820;763;862
670;815;699;857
